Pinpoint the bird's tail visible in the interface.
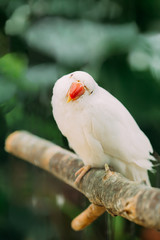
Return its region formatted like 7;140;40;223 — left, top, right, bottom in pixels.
126;164;151;186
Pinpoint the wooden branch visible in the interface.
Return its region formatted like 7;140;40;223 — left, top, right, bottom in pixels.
71;203;106;231
5;131;160;231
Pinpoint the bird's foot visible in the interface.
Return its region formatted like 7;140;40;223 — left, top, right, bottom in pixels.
140;179;147;185
74;165;91;184
105;164;114;172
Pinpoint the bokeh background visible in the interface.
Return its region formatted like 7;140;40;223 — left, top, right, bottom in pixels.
0;0;160;239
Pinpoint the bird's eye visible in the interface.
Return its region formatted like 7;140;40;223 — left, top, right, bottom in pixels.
90;91;93;94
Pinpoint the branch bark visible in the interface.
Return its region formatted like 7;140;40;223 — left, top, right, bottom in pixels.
71;203;106;230
5;131;160;230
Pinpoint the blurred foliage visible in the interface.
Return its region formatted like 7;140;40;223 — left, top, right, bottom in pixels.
0;0;160;239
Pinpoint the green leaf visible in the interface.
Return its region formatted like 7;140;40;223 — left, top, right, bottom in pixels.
29;0;121;20
25;64;66;89
0;53;38;92
25;18;138;67
0;96;17;114
0;53;27;80
128;34;160;82
0;79;16;104
5;4;30;35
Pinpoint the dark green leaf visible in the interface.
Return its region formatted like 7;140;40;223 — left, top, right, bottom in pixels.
0;80;16;104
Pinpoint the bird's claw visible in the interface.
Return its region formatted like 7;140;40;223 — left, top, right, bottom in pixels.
74;165;91;184
105;164;109;171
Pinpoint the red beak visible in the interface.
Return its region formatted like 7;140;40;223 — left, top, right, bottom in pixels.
67;82;85;102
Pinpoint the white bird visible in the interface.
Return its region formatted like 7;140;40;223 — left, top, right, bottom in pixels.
51;71;155;185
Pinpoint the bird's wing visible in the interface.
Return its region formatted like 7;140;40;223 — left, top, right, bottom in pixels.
84;87;154;170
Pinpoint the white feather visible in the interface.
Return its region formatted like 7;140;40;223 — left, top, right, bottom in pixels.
51;71;155;185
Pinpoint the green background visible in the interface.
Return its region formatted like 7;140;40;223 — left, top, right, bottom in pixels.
0;0;160;239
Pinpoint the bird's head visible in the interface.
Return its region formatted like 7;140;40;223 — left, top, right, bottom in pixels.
53;71;97;104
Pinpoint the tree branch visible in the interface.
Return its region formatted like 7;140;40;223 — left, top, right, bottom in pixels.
5;131;160;230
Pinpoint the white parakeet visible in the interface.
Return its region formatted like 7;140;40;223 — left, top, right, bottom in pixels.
51;71;155;185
